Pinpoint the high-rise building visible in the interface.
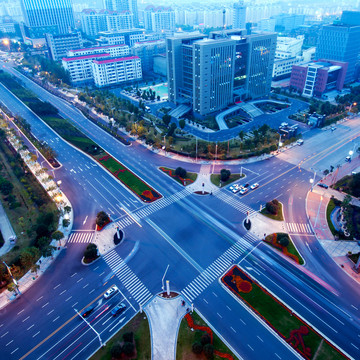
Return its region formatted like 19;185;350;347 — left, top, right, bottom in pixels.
104;0;138;27
46;31;83;61
97;29;145;46
233;1;246;30
20;0;75;35
144;6;175;33
316;15;360;83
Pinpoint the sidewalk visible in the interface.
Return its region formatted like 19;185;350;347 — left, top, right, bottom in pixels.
306;175;360;285
144;295;187;360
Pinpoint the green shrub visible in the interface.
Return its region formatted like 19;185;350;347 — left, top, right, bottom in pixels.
175;167;187;179
192;341;203;354
220;169;231;182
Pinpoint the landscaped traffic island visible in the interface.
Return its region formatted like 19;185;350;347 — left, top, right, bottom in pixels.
159;166;197;186
222;266;347;360
177;311;237;360
97;154;161;202
264;233;304;265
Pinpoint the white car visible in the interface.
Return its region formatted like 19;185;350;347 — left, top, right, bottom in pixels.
239;188;249;195
104;286;119;299
250;183;259;190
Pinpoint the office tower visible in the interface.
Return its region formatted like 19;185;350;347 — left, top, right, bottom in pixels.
341;10;360;26
144;6;176;33
104;0;138;27
316;15;360;83
46;31;83;61
20;0;75;35
233;1;246;30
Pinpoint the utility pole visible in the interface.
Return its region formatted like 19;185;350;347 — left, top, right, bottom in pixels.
74;308;104;347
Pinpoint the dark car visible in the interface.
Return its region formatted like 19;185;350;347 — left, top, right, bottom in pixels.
82;303;96;318
243;183;250;188
111;303;126;317
317;183;328;189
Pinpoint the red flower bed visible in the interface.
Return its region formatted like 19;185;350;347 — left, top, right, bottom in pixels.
96;219;111;231
264;233;299;263
160;167;194;186
184;313;234;360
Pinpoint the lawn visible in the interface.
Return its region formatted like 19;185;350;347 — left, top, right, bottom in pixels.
326;198;338;236
260;202;284;221
222;266;347;360
97;154;161;202
90;313;151;360
210;173;244;187
176;311;238;360
332;174;360;197
159;167;197;186
265;233;304;265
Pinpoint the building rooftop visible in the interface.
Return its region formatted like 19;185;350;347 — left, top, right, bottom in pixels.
70;44;127;53
93;56;140;64
62;53;110;62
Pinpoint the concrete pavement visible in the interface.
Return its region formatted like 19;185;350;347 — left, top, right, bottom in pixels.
144;295;187;360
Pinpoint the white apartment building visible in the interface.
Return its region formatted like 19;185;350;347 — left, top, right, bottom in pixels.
97;29;145;46
80;9;133;36
91;56;142;87
275;36;304;59
62;53;110;84
67;44;130;58
144;6;176;33
46;31;83;61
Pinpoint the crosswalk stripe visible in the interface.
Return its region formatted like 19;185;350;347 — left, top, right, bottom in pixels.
67;231;94;243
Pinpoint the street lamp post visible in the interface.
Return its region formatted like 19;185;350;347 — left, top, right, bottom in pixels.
278;133;283;152
74;308;104;347
310;167;317;192
161;264;169;292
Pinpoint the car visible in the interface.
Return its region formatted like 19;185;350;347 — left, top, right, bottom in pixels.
111;303;126;316
331;126;336;131
104;286;119;299
231;188;240;194
243;183;250;188
297;139;304;146
82;304;95;318
281;122;288;127
317;183;328;189
250;183;259;190
345;156;351;162
239;188;249;195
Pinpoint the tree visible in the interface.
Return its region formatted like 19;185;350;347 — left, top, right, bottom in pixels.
20;247;40;270
0;178;13;195
96;211;110;228
192;342;203;354
123;332;134;342
110;342;123;359
162;114;171;127
179;119;186;129
84;243;98;261
203;343;214;359
31;263;40;276
220;169;231;182
349;173;360;197
62;219;70;227
277;233;289;247
266;201;278;215
122;342;135;357
201;334;211;346
52;230;64;243
175;167;187;178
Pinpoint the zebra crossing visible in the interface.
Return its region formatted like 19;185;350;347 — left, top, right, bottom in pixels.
67;231;94;243
287;222;313;234
115;188;191;230
103;250;153;305
182;235;258;302
214;190;256;216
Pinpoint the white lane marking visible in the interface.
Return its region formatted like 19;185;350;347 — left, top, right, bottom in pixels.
99;271;105;277
212;292;218;297
72;302;78;308
42;302;49;308
11;348;19;355
32;331;40;338
22;316;30;322
53;284;61;290
351;304;358;310
257;335;264;342
203;299;208;304
59;290;67;295
247;344;254;351
230;327;236;333
109;317;125;332
83;283;89;288
240;318;246;325
275;353;281;359
53;316;60;322
1;331;9;338
27;324;34;331
65;296;72;302
89;289;95;294
6;340;13;346
36;296;43;302
351;343;359;350
102;317;112;326
94;266;99;270
77;278;83;283
306;242;312;253
17;309;24;315
47;310;54;315
83;216;88;225
71;272;77;277
217;312;222;319
226;305;231;311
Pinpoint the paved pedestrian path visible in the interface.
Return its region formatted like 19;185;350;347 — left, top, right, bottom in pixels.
144;295;187;360
0;201;16;256
103;250;153;305
182;232;258;303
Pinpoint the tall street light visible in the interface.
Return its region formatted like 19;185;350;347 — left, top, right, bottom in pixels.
310;167;317;192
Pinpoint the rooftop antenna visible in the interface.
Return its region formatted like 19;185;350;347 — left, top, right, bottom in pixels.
222;8;227;37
